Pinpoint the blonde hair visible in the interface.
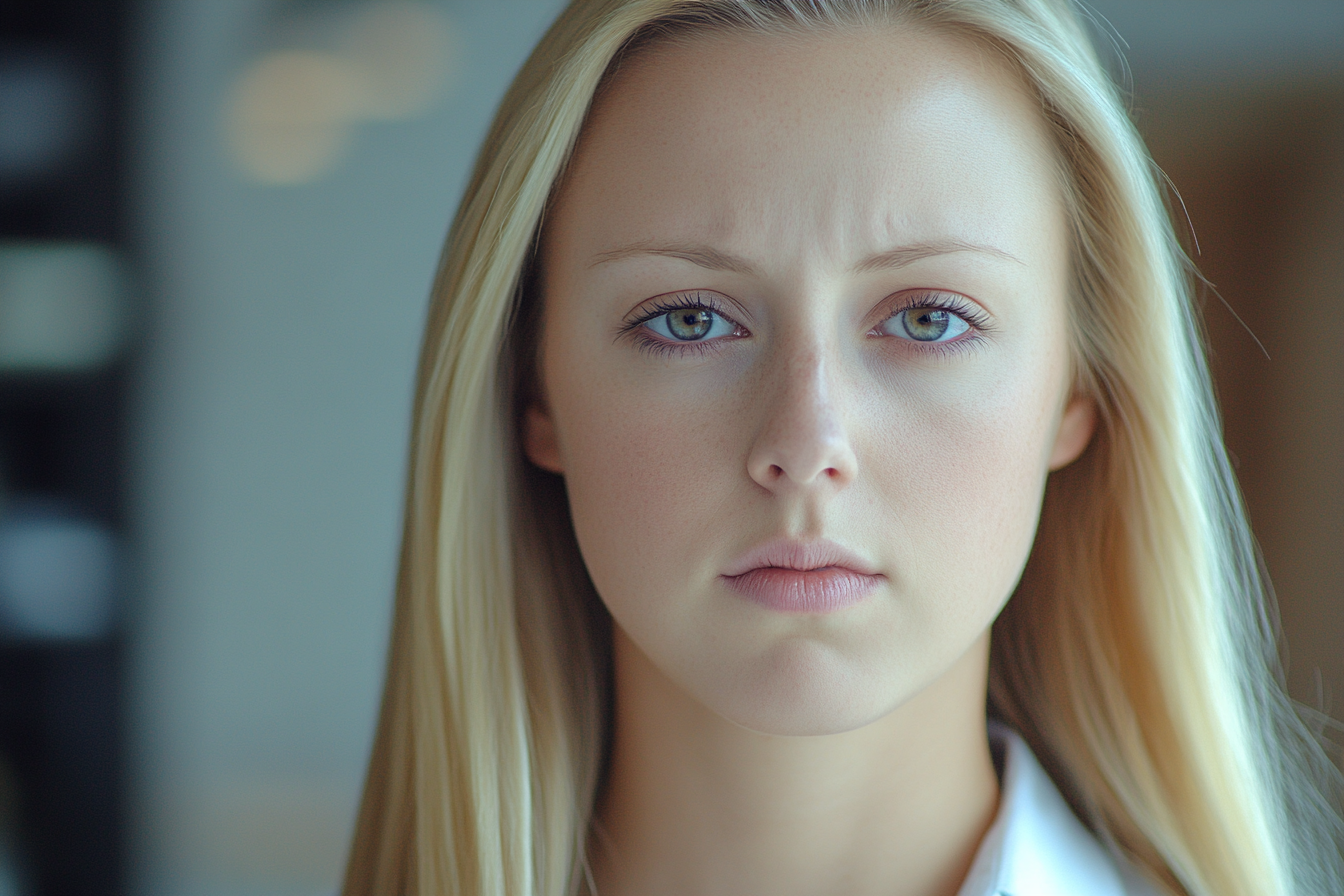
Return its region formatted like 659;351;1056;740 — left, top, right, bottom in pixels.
342;2;1344;894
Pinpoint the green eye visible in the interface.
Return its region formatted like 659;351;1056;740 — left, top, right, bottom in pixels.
881;307;970;343
644;305;739;342
666;309;713;340
903;309;950;341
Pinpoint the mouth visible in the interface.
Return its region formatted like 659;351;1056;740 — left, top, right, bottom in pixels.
720;538;883;614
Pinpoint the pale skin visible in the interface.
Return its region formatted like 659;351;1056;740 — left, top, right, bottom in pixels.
525;24;1096;896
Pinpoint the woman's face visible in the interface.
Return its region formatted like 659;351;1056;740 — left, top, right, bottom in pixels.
528;25;1094;736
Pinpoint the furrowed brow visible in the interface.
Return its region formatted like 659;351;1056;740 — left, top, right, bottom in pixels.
589;238;1021;274
590;242;756;274
853;240;1023;272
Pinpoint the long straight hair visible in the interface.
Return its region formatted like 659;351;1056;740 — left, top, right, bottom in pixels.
342;2;1344;894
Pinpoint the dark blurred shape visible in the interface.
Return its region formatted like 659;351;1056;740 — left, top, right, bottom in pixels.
0;0;131;893
0;50;90;190
0;753;25;894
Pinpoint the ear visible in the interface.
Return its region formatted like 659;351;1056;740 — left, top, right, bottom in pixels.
1048;394;1097;471
523;402;565;474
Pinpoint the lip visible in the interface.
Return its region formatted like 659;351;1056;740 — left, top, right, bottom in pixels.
720;538;883;614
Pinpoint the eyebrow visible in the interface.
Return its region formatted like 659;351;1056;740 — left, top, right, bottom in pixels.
589;238;1022;274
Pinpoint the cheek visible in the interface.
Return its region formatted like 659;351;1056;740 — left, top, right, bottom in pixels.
879;227;1075;578
859;354;1066;621
547;365;747;612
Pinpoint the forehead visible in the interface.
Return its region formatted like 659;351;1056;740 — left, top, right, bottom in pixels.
549;24;1064;277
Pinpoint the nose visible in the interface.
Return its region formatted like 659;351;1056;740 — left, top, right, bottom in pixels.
746;343;858;493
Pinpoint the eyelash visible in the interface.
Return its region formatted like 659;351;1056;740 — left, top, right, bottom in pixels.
618;291;747;357
872;291;995;356
617;289;994;358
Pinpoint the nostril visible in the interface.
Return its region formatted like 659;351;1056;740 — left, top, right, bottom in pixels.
769;464;785;479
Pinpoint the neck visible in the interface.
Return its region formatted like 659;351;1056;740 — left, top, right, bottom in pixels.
590;630;999;896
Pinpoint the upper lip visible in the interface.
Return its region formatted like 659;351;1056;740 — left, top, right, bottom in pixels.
721;538;881;578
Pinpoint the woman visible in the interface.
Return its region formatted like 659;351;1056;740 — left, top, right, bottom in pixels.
343;2;1344;894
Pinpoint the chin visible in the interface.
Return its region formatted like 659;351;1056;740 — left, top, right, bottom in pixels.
697;639;912;737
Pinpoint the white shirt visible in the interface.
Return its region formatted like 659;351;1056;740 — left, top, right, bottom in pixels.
957;725;1162;896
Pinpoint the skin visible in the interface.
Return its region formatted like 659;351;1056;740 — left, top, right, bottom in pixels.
525;24;1096;896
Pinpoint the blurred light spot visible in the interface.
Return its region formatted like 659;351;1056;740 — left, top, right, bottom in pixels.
338;1;456;120
0;53;87;187
226;50;371;185
225;2;455;185
0;243;126;371
0;506;117;640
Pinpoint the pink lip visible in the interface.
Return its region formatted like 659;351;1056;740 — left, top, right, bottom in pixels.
720;539;883;614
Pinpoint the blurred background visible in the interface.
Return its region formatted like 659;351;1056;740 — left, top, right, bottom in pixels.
0;1;1337;893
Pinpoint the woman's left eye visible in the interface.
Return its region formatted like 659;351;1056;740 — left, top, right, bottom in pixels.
643;307;739;342
878;307;972;343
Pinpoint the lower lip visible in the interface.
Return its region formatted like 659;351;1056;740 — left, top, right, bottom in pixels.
722;567;881;613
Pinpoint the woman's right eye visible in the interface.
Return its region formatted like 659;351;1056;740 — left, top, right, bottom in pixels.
642;307;740;342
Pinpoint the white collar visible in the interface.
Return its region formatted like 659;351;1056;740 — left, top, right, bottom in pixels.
956;724;1139;896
